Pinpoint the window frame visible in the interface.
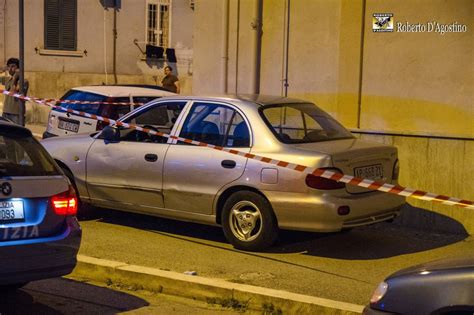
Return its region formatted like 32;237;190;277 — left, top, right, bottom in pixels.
145;0;171;48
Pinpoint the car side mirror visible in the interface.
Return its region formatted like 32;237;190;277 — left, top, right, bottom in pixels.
102;126;120;144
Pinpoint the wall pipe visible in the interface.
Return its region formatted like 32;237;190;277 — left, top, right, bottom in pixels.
356;0;367;128
252;0;263;94
234;0;240;93
113;8;118;84
283;0;290;97
222;0;229;93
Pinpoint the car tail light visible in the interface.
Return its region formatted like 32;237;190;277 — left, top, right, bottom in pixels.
305;168;346;190
392;160;400;180
51;186;78;216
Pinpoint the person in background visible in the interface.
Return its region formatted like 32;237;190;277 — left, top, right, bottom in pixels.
0;58;28;126
161;66;180;94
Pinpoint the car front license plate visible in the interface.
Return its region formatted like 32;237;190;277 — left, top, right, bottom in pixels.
58;118;80;133
0;200;25;222
354;164;384;180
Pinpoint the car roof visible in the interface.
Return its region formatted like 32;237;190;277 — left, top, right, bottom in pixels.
153;94;310;107
71;85;176;97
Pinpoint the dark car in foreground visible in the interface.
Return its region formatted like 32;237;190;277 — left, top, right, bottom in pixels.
364;256;474;315
0;120;81;291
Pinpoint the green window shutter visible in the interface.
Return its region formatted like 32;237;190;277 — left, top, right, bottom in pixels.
44;0;77;51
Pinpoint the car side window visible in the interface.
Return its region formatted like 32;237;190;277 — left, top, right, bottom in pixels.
178;102;250;147
116;102;186;143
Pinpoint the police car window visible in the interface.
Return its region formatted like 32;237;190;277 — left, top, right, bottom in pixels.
0;132;60;176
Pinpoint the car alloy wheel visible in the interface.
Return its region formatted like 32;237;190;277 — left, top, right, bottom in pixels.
222;191;278;251
229;200;263;242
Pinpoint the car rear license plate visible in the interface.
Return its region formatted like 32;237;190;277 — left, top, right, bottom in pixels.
0;200;25;222
354;164;383;180
58;118;80;133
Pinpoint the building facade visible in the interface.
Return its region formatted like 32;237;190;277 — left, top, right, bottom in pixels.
0;0;194;122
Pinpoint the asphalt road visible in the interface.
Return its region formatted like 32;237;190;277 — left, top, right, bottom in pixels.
0;278;250;314
76;207;473;306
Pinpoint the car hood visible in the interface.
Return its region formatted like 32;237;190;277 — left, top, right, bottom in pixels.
389;255;474;279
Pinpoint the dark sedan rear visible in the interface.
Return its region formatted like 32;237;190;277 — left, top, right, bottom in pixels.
0;121;81;290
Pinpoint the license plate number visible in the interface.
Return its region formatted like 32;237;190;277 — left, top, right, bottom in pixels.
58;119;79;132
354;164;384;180
0;200;25;222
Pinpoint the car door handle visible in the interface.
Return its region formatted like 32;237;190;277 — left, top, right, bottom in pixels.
144;153;158;162
221;160;236;169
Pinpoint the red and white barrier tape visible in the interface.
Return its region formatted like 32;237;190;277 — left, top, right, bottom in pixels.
31;97;144;106
3;89;473;210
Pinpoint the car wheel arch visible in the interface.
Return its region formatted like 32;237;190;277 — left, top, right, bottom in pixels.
215;185;275;225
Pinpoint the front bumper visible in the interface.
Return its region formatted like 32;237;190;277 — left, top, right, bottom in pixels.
0;217;82;286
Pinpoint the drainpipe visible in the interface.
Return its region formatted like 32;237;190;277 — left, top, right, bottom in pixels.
113;8;118;84
356;0;367;129
251;0;263;94
222;0;229;93
3;0;6;65
283;0;290;97
234;0;240;93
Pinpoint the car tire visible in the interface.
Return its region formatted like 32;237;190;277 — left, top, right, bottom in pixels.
222;191;279;251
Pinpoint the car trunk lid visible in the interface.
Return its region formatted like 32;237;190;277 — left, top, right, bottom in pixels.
293;138;397;194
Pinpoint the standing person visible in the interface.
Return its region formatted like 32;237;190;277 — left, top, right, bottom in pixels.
161;66;180;94
0;58;28;125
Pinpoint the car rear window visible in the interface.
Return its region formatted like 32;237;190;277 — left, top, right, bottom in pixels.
260;103;354;144
58;90;106;115
0;130;60;176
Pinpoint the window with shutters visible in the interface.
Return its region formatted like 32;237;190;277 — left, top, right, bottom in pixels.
146;0;170;48
44;0;77;51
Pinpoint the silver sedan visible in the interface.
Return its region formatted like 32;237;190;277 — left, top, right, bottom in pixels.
41;95;405;251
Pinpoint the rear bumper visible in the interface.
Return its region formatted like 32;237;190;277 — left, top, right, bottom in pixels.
0;217;81;285
264;190;405;232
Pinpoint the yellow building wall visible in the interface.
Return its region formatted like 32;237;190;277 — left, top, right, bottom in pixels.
192;0;473;233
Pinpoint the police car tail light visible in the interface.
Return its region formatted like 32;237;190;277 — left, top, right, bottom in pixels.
51;186;78;216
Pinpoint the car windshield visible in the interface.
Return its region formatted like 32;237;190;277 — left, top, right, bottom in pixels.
260;103;354;144
58;90;105;115
0;130;60;176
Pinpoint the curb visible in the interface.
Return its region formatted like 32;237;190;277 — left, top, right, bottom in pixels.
71;255;364;314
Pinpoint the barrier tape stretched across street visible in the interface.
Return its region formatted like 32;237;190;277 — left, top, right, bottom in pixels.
31;97;145;106
2;89;473;210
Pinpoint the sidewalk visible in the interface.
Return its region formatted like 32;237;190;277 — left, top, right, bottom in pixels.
71;255;363;314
